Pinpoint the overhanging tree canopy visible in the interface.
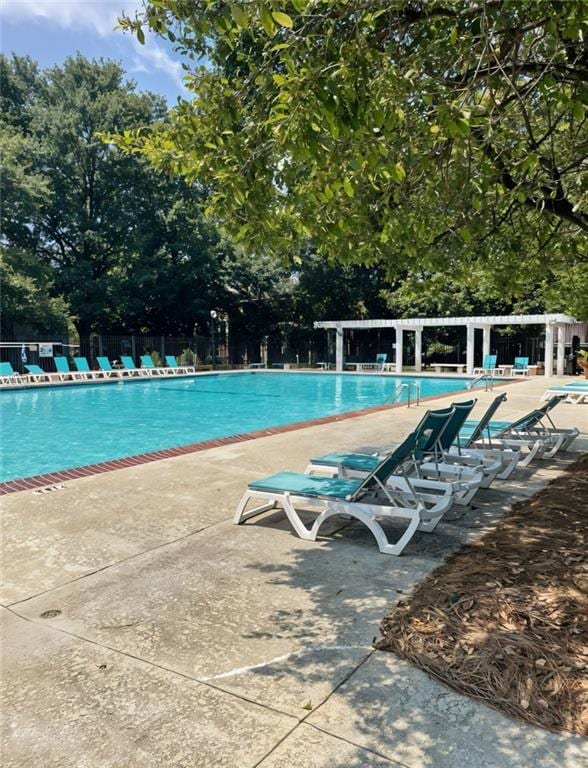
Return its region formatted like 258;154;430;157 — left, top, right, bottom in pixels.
116;0;588;315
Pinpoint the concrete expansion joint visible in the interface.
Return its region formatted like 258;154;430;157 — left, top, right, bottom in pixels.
304;722;411;768
2;605;298;723
253;649;413;768
5;516;229;608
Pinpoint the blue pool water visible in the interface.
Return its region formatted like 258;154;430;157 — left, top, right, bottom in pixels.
0;372;479;482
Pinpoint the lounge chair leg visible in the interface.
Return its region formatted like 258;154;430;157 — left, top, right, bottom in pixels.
234;491;276;524
312;502;424;556
496;450;521;480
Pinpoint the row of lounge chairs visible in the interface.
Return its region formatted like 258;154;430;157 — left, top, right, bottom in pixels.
0;355;194;385
234;393;579;556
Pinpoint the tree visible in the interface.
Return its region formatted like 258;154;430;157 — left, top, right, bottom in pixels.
0;54;230;336
116;1;588;317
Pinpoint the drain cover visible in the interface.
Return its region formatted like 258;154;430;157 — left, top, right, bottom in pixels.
33;485;65;494
40;609;62;619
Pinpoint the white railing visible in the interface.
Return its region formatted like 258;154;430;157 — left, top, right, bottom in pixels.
468;373;495;391
390;381;420;407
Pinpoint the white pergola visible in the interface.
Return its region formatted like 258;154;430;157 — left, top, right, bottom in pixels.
314;314;581;377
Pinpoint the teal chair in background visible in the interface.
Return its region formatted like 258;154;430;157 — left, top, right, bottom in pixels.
511;357;529;376
0;362;27;385
165;355;195;374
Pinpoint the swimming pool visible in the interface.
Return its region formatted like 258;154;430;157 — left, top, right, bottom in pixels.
1;372;481;482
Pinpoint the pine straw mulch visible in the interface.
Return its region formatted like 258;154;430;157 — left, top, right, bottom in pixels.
376;453;588;736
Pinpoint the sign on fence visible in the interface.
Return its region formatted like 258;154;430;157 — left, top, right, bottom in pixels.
39;343;54;358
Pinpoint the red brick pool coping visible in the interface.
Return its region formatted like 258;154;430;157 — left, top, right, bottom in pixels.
0;379;525;495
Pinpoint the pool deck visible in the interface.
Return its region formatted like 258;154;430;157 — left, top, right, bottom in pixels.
2;376;587;767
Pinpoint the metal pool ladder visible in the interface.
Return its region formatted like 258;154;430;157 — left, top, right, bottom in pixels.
390;381;420;407
468;373;495;391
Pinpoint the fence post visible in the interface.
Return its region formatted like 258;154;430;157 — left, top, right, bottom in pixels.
97;334;103;357
131;335;136;364
160;335;165;361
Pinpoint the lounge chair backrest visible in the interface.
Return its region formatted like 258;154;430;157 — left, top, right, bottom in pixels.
0;362;16;376
54;357;70;373
462;392;507;446
494;410;542;435
437;399;477;449
165;355;178;367
74;357;91;372
513;357;529;370
121;356;137;369
140;355;155;368
538;394;565;414
482;354;497;369
25;365;44;374
376;353;387;365
97;356;113;371
411;407;454;459
350;432;418;500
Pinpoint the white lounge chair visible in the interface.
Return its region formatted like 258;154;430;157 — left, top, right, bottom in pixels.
542;382;588;405
0;362;28;385
165;355;195;374
235;433;452;556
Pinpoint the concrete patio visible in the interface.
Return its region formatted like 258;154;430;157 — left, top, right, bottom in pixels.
2;376;587;767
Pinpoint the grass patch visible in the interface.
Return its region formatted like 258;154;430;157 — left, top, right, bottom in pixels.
377;454;588;736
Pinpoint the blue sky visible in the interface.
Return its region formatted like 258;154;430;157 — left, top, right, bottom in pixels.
0;0;189;103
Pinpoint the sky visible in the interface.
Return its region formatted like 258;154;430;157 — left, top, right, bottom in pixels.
0;0;189;103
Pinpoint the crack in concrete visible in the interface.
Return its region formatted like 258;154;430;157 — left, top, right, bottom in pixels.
199;645;373;682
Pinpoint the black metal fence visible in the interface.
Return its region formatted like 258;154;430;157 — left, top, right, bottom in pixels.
0;329;332;373
0;327;552;374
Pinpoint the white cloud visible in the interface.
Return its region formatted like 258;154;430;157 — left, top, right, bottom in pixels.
130;37;185;90
1;1;187;91
0;0;142;37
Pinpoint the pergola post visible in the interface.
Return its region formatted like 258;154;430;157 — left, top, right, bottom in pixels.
544;323;554;377
466;325;475;375
395;328;403;374
482;325;492;359
335;325;344;371
414;329;423;373
556;325;566;376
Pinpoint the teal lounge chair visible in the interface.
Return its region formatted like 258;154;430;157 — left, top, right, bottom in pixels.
0;362;27;385
461;395;577;460
73;357;102;380
24;364;54;383
120;356;148;377
235;432;452;556
473;354;499;376
308;404;486;506
511;357;529;376
542;381;588;405
140;354;166;375
54;356;80;381
96;356;123;378
165;355;195;374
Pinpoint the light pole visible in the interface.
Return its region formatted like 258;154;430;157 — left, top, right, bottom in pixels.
210;310;217;369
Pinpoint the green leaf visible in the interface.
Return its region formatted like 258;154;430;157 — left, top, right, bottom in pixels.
459;226;471;242
450;26;458;45
231;5;248;28
343;178;354;197
389;162;405;183
572;102;585;121
260;5;275;36
272;11;294;29
136;27;145;45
